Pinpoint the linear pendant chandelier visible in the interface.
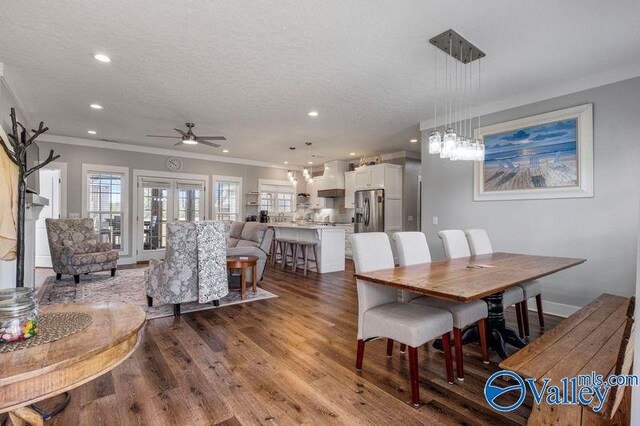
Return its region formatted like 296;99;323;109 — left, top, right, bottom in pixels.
427;30;486;162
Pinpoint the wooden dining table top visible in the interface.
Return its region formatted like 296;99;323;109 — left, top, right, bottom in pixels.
354;252;585;302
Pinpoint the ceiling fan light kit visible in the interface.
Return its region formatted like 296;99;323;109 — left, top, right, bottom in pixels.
146;122;227;148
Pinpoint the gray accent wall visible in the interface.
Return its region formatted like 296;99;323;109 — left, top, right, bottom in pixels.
421;77;640;308
38;141;301;261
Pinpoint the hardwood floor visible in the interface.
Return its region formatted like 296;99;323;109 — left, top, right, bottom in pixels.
32;261;556;425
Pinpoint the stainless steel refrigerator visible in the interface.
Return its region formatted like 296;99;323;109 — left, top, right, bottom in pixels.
354;189;384;233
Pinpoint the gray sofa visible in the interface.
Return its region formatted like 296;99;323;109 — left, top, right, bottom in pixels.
227;222;274;283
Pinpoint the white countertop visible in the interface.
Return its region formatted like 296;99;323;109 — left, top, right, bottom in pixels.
269;223;347;230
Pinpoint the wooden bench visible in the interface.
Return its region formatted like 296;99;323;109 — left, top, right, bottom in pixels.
500;293;634;425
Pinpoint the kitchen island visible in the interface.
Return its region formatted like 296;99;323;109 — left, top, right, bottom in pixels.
270;224;345;273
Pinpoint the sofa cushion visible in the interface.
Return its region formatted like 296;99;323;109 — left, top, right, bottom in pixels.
236;240;259;248
70;250;119;266
240;222;267;244
230;222;245;240
228;237;240;247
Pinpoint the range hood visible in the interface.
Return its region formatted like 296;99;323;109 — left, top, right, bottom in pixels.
317;160;349;197
318;188;345;198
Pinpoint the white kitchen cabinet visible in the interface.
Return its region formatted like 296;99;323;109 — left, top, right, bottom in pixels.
344;171;355;209
353;164;402;198
308;176;333;210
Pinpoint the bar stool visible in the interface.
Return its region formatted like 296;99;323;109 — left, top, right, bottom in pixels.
282;240;298;271
293;241;319;275
272;238;289;268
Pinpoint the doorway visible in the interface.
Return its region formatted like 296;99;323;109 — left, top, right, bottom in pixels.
136;176;206;261
35;167;64;267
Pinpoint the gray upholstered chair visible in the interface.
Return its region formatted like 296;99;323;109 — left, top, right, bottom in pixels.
465;228;542;337
145;221;229;316
393;231;489;381
45;218;119;284
227;222;274;282
351;232;454;407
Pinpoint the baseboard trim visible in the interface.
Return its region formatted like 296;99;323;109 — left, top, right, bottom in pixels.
527;299;580;318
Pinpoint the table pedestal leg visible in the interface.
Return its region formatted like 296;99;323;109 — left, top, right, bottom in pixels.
241;267;246;300
433;292;526;359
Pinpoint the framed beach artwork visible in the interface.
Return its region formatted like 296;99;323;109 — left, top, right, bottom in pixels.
473;103;593;201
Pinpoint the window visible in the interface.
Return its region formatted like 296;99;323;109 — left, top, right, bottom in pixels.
82;164;129;254
212;176;242;221
258;179;296;214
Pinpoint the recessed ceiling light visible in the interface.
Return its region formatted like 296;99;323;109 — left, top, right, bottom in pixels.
284;161;288;164
307;111;319;117
87;130;97;135
308;161;313;165
350;152;356;156
410;139;418;143
90;104;103;110
222;149;229;153
94;53;111;63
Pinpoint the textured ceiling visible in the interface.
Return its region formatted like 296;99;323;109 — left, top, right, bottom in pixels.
0;0;639;165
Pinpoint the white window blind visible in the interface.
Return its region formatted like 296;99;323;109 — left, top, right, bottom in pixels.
87;172;123;249
259;181;296;214
214;179;241;221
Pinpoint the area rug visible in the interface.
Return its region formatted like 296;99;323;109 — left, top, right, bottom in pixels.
38;268;278;320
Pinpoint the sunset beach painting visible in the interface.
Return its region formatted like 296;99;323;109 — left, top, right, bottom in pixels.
482;119;578;192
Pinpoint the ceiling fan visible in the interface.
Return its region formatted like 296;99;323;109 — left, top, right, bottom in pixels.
146;123;227;147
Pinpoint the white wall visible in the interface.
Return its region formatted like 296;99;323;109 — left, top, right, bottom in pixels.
421;77;640;309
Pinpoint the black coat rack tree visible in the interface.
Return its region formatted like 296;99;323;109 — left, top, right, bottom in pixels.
0;107;59;287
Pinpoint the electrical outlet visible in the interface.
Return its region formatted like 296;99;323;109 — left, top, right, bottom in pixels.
432;216;438;225
407;215;413;222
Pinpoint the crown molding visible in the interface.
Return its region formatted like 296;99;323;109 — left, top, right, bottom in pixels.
38;134;301;170
420;61;640;131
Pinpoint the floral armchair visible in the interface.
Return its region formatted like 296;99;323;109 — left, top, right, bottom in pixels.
144;221;229;316
45;218;119;283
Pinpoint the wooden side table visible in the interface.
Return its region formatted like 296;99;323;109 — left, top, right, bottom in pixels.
226;255;259;300
0;302;145;426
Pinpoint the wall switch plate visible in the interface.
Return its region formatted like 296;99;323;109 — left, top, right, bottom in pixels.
432;216;438;225
407;215;413;222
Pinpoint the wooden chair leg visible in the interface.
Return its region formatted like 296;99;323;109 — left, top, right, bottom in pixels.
453;328;464;381
173;303;181;317
408;346;420;407
386;339;394;357
442;333;454;384
478;319;490;364
146;295;153;307
56;273;61;280
400;343;406;353
356;339;365;370
515;302;525;337
74;274;80;284
111;268;116;277
522;299;530;337
312;244;319;273
536;294;545;328
303;245;309;276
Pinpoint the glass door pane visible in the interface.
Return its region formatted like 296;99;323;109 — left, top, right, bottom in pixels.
139;179;172;256
176;181;205;222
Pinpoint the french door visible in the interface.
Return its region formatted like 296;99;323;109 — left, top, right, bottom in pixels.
136;176;205;260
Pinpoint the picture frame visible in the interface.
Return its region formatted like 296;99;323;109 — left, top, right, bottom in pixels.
473;103;593;201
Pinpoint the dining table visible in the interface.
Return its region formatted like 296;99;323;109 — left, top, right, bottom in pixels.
354;252;585;359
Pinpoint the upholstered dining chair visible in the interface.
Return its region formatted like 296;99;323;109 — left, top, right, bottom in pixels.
465;228;544;337
394;232;489;381
351;232;454;407
437;229;471;259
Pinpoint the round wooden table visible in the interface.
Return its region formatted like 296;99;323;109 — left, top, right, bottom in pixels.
0;303;145;425
227;255;259;300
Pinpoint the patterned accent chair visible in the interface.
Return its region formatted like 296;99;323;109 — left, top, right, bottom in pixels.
145;221;230;317
45;218;119;284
